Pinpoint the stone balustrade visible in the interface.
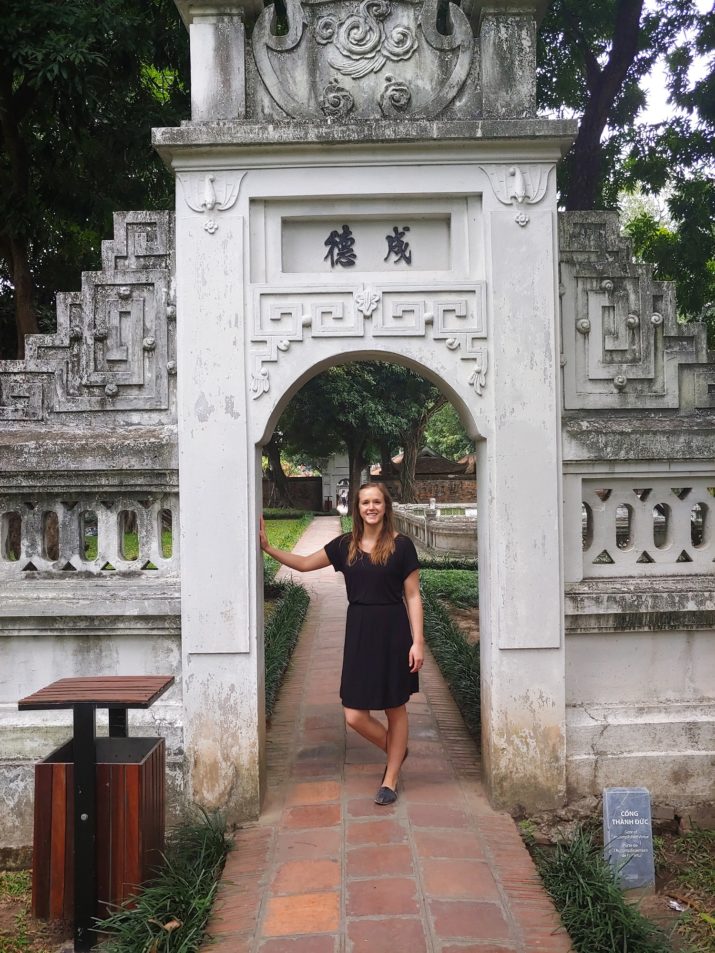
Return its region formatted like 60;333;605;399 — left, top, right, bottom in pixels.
582;477;713;577
0;493;179;577
393;502;478;555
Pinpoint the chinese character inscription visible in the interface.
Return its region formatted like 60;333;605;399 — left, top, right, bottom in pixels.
385;226;412;265
324;224;356;268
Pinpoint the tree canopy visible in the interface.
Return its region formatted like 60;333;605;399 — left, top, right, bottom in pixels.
0;0;188;357
270;362;446;504
1;1;713;355
538;0;714;334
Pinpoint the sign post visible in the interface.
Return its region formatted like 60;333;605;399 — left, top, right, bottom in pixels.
603;787;656;896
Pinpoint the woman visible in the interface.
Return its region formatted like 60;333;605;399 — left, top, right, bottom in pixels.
259;482;424;805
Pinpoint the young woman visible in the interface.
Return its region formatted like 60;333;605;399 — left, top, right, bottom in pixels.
259;482;424;805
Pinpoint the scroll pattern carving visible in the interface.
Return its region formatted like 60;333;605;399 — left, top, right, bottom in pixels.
252;0;473;120
0;212;176;422
249;283;487;398
559;212;714;412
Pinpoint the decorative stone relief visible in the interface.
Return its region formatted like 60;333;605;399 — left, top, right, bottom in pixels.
582;478;715;578
252;0;473;120
560;212;714;412
479;164;552;225
249;282;487;398
0;212;176;422
179;173;245;234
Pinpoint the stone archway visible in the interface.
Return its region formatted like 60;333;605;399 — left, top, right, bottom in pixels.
166;137;568;820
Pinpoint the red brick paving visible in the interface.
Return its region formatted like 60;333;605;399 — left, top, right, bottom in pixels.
202;517;573;952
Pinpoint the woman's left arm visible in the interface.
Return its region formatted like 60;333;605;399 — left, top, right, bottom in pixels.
404;569;424;673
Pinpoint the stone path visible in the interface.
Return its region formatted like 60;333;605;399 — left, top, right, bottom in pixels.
202;516;572;953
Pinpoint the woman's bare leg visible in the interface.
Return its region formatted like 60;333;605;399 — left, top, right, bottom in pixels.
383;704;408;791
344;707;388;751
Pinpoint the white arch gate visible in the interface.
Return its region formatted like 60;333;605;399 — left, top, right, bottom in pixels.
163;140;569;817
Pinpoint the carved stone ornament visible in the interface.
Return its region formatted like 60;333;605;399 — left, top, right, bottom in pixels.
252;0;473;120
179;173;246;231
480;164;553;207
0;210;175;421
248;282;488;400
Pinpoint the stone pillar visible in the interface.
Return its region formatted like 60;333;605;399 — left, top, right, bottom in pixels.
175;173;265;820
465;1;542;118
477;180;566;810
178;1;254;120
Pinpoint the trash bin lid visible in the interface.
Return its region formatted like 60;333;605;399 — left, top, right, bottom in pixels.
18;675;174;710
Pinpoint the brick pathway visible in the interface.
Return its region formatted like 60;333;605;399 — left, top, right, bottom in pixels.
202;517;572;953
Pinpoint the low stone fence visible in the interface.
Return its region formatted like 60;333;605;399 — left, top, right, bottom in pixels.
393;502;477;555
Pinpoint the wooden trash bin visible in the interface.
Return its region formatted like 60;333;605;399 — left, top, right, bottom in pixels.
32;736;165;920
19;675;174;950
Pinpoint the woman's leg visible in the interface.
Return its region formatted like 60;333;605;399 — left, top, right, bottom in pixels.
382;704;408;791
344;707;388;751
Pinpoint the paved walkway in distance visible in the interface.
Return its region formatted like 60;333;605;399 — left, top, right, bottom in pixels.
202;516;573;953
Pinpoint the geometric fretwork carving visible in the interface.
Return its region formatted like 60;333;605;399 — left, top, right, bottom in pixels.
248;282;487;399
0;211;176;422
559;211;714;412
582;477;714;577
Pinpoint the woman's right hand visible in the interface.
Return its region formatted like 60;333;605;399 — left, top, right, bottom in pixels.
259;515;270;552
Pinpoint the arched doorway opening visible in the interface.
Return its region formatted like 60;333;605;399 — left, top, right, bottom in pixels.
258;357;481;762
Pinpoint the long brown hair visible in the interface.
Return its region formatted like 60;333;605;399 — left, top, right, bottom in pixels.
348;482;397;566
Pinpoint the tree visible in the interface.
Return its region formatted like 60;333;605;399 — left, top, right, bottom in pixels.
623;177;715;345
274;362;446;504
0;0;188;357
537;1;709;210
423;404;475;462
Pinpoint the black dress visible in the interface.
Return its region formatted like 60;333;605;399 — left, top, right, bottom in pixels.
324;533;420;710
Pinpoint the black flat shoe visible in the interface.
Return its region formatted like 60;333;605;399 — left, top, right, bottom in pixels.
374;785;398;806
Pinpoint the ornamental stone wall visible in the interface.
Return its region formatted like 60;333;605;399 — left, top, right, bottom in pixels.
0;0;713;847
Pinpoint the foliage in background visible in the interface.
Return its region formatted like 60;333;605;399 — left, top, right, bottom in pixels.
421;585;480;737
97;811;230;953
623;177;715;346
262;514;313;585
0;0;189;357
531;830;671;953
420;569;478;608
264;581;310;717
422;403;474;462
538;2;714;334
272;362;446;505
537;1;711;211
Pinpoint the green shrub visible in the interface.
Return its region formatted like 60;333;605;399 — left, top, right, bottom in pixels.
264;582;310;717
534;830;671;953
97;811;230;953
421;586;480;736
263;508;316;520
421;569;478;607
263;514;314;584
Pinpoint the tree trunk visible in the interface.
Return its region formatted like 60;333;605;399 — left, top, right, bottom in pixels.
0;72;39;357
346;436;367;509
400;431;421;504
400;396;447;502
562;0;645;210
11;237;39;358
379;442;395;480
264;436;293;508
